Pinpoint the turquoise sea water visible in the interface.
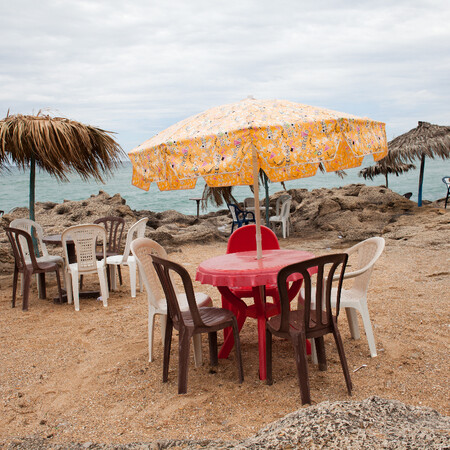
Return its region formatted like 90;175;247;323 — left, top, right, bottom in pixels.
1;158;449;216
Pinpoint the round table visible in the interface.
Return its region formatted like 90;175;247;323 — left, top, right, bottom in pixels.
196;249;315;380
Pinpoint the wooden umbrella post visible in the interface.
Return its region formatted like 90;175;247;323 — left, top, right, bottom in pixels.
252;145;262;259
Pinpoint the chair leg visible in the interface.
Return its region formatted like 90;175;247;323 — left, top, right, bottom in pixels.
22;270;32;311
162;318;173;383
332;323;353;395
358;302;377;357
231;316;244;384
148;307;157;362
178;328;191;394
54;269;63;304
193;333;203;367
345;307;360;339
118;265;123;286
98;267;109;307
310;338;318;365
208;331;218;366
37;273;46;299
128;262;137;298
266;327;273;385
12;268;18;308
109;265;117;291
64;269;73;304
71;271;80;311
315;336;327;371
292;332;311;405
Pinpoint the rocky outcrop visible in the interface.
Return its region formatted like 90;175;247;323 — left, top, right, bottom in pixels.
1;186;448;273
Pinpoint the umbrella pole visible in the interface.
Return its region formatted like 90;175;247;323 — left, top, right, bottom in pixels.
29;154;39;256
417;155;425;207
252;145;263;259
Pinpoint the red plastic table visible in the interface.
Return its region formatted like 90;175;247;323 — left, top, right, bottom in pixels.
196;248;315;380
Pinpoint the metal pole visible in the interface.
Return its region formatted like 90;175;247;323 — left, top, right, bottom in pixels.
417;155;425;207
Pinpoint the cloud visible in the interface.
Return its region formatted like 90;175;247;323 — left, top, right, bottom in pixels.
1;0;449;150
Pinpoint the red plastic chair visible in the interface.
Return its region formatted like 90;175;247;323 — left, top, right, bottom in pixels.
220;225;308;363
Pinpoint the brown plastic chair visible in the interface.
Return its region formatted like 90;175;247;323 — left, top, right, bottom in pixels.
93;216;125;286
266;253;352;405
6;227;64;311
151;254;244;394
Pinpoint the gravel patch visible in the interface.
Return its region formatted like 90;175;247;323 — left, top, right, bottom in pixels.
5;397;449;449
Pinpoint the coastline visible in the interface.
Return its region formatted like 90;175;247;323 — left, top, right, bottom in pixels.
0;186;449;447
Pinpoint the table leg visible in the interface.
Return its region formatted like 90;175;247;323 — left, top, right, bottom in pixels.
218;287;247;359
253;286;267;380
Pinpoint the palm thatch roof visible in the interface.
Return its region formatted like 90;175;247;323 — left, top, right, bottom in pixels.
359;158;416;181
386;121;450;165
0;112;124;181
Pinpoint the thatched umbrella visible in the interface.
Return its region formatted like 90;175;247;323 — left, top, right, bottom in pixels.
384;121;450;206
0;112;124;222
359;157;416;188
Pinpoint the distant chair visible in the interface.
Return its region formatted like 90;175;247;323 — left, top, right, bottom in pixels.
106;217;148;298
269;196;292;238
6;227;64;311
227;203;255;234
443;176;450;208
130;237;212;366
93;216;125;286
62;224;109;311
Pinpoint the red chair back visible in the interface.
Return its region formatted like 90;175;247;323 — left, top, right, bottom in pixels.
227;224;280;254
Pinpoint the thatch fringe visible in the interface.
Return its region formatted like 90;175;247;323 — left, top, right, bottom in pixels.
0;112;124;181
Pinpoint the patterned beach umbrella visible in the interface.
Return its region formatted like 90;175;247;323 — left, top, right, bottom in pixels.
129;98;388;258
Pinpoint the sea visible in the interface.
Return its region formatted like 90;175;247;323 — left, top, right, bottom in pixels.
1;157;449;216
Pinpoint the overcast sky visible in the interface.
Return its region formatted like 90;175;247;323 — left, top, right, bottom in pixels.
1;0;449;155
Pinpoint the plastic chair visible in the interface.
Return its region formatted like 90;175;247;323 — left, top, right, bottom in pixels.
10;218;64;266
6;227;64;310
266;253;352;405
93;216;125;285
269;196;292;238
10;218;65;296
309;237;385;359
220;224;305;359
151;253;244;394
443;176;450;208
130;237;212;366
227;203;255;234
106;217;148;297
62;224;109;311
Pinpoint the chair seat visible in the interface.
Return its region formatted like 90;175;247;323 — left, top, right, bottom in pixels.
181;306;235;328
106;254;134;265
267;309;328;335
68;259;106;274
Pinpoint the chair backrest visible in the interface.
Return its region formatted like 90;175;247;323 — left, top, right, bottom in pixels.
275;194;291;216
93;216;125;253
151;254;205;329
243;197;254;210
62;224;106;273
344;237;385;294
279;198;292;219
276;253;348;335
130;237;175;308
227;224;280;254
10;218;49;257
120;217;148;263
6;227;40;271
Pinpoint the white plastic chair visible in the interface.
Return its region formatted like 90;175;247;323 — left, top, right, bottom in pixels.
309;237;385;360
10;218;64;266
106;217;148;297
130;237;212;367
269;196;292;238
62;224;109;311
11;218;65;295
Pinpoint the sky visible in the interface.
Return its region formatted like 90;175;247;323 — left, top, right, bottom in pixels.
1;0;449;157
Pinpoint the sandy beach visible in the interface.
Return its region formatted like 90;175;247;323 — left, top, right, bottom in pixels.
0;190;449;447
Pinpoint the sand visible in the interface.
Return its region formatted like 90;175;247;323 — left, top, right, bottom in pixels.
0;221;449;447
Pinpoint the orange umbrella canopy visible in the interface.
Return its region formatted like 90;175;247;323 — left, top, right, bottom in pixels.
129;98;387;191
